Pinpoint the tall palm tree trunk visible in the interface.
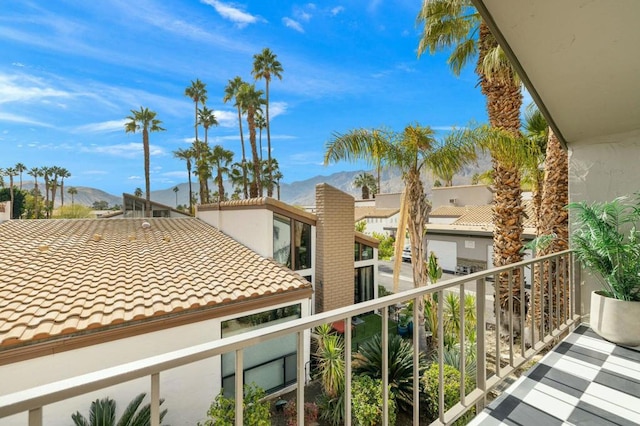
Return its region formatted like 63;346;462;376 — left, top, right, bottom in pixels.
143;128;151;218
247;110;261;198
237;106;249;199
265;82;273;197
406;169;432;352
532;129;569;336
477;22;525;331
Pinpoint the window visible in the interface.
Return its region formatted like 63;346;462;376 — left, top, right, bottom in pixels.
274;214;312;271
355;265;374;303
273;214;291;268
221;305;301;397
355;242;374;261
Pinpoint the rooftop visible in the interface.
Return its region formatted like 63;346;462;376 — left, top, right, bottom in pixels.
0;218;311;349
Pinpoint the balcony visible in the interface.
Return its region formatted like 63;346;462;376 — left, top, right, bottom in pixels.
0;249;606;425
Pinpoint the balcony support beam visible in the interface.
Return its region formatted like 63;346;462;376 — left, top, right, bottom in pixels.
150;373;160;426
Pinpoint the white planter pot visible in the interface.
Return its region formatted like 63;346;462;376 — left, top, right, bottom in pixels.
590;290;640;347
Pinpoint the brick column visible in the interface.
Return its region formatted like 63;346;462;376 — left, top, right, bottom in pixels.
315;183;354;313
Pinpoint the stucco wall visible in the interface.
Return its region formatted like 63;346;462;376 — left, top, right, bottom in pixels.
198;208;272;256
0;298;311;426
569;131;640;318
432;185;493;208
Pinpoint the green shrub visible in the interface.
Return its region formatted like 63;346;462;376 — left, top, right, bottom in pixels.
352;375;396;426
421;363;474;424
352;334;426;413
372;232;394;260
199;383;270;426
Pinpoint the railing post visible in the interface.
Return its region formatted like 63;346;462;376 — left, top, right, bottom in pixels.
235;349;243;426
297;330;306;426
459;284;466;407
150;373;160;426
438;290;445;424
344;319;352;426
475;279;486;412
382;307;389;426
413;296;420;425
28;408;42;426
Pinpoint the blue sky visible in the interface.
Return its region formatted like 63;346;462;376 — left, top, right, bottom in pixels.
1;0;495;195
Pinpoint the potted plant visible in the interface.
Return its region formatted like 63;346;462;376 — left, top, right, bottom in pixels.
570;195;640;347
397;314;410;337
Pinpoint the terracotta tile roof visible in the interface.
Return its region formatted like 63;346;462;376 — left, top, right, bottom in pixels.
452;202;536;228
0;218;311;348
354;207;400;222
430;206;475;217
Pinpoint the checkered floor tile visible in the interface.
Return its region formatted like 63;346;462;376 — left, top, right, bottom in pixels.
469;325;640;426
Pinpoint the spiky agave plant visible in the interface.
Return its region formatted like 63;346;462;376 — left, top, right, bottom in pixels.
352;334;427;413
570;195;640;301
71;393;167;426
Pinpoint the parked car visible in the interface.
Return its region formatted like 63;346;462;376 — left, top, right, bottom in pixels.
401;246;411;262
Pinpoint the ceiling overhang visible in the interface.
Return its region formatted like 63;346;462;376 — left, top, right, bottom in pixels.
472;0;640;148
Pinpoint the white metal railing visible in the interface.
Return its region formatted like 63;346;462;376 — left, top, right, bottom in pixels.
0;250;580;425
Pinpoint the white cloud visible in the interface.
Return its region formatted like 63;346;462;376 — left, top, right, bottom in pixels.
202;0;259;28
331;6;344;16
80;143;166;159
81;170;109;175
73;119;126;133
268;102;288;120
12;62;25;67
282;17;304;33
0;73;72;104
215;109;238;128
128;175;142;180
0;112;51;127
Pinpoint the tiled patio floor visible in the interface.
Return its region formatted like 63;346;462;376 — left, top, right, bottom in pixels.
470;324;640;426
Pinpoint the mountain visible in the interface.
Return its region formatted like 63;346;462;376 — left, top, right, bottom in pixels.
15;153;492;209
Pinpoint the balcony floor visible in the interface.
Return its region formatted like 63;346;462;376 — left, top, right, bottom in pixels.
470;325;640;425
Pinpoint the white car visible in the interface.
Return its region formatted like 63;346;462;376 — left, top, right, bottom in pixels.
401;246;411;262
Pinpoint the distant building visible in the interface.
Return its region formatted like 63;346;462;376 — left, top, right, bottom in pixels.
426;185;535;276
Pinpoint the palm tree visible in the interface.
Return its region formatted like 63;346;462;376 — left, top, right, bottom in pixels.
48;166;62;212
523;104;549;227
71;393;167;426
252;48;283;197
472;125;530;327
325;128;389;193
228;162;246;197
425;130;478;187
236;82;266;197
28;167;42;219
173;186;179;207
4;167;17;219
273;169;283;200
15;162;26;190
325;124;470;351
41;166;52;218
418;1;525;327
184;79;207;143
125;107;165;218
192;139;212;204
223;76;249;199
353;172;377;199
255;109;266;163
209;145;234;202
67;186;78;205
58;168;70;207
196;106;219;204
173;147;195;215
531;127;569;335
134;187;143;198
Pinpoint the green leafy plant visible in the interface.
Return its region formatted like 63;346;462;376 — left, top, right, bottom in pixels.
352;375;396;426
71;393;167;426
317;390;346;426
570;195;640;301
372;232;395;260
355;220;367;233
421;363;474;425
199;383;270;426
352;334;426;413
316;334;345;399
